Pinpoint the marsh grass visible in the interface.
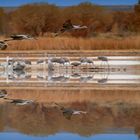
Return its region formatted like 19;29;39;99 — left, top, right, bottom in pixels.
0;35;140;50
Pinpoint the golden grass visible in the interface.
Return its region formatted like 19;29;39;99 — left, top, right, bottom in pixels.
1;35;140;50
1;89;140;104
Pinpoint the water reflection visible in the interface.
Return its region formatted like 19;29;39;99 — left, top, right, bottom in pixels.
0;133;137;140
55;103;87;120
0;54;139;88
0;90;140;138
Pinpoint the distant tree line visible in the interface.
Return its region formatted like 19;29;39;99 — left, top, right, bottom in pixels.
0;2;140;37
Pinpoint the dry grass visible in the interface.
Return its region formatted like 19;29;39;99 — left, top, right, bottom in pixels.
0;89;140;104
1;35;140;50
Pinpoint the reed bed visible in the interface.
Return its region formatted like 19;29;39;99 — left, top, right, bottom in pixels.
1;36;140;50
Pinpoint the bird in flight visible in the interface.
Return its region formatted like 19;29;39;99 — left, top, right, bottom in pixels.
10;34;36;40
0;34;36;50
55;19;88;36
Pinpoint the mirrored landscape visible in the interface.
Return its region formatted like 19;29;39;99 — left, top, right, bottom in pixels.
0;89;140;140
0;51;139;89
0;51;140;140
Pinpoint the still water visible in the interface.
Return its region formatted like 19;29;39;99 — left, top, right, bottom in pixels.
0;133;137;140
0;89;140;140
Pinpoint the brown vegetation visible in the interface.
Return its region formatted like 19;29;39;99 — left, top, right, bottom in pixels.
1;89;140;104
0;3;140;37
2;36;140;50
1;94;140;136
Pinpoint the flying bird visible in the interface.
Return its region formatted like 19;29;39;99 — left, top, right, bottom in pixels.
56;19;88;36
0;34;36;50
10;34;35;40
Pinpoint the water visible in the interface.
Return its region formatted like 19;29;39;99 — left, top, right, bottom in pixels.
0;52;139;88
0;133;138;140
0;90;140;140
0;51;140;139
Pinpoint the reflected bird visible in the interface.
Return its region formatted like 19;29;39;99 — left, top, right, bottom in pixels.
80;57;93;64
71;62;81;67
12;61;26;70
4;98;33;106
50;76;69;82
0;41;8;50
11;60;31;70
56;19;88;36
98;56;108;61
80;76;93;83
62;58;70;65
97;78;108;84
0;90;7;98
55;103;87;120
71;73;81;78
50;58;65;65
37;60;46;64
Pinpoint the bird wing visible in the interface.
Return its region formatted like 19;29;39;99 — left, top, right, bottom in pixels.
63;19;73;29
11;99;25;103
63;111;72;120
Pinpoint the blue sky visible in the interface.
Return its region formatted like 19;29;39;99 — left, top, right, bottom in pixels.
0;0;138;6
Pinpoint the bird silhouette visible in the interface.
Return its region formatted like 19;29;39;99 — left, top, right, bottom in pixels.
0;90;7;98
0;34;36;50
49;76;69;82
80;57;93;64
71;62;81;67
54;103;87;120
10;34;35;40
98;56;108;61
4;98;33;106
97;78;108;84
56;19;88;36
0;41;8;50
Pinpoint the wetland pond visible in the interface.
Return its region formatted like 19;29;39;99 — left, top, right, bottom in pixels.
0;51;139;139
0;89;140;140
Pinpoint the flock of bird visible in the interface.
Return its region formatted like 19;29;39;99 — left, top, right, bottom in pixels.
0;20;108;119
0;89;87;120
0;20;88;50
48;56;109;83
